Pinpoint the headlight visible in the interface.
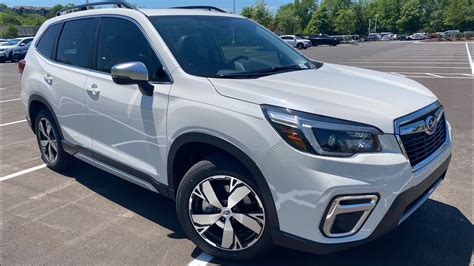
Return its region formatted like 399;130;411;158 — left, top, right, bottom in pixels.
262;105;382;157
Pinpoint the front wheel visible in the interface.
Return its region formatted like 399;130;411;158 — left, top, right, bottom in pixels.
176;155;272;260
296;43;304;49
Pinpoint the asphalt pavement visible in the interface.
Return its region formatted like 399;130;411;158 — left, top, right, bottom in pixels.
1;41;472;265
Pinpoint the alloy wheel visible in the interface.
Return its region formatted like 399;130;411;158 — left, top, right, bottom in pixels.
189;175;265;251
38;117;58;164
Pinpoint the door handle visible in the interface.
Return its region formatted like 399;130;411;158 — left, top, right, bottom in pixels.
43;74;53;85
86;84;100;95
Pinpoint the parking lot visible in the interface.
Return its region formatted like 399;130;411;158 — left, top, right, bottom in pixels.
1;41;472;265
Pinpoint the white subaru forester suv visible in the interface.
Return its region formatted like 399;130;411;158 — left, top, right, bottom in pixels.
20;3;452;260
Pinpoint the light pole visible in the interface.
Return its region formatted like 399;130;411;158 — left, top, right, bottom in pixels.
233;0;236;14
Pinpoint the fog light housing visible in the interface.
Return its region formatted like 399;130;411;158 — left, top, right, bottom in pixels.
321;194;378;238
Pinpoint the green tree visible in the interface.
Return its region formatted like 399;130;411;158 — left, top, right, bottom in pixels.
445;0;474;31
0;10;21;26
304;4;331;35
351;2;367;35
397;0;423;33
20;14;46;26
240;1;273;29
334;8;357;34
240;6;254;19
294;0;317;30
275;4;301;34
2;25;18;38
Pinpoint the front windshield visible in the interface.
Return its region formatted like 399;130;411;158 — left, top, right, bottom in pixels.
4;39;20;46
149;16;313;78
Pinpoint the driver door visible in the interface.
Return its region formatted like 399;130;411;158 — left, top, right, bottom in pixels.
85;17;171;184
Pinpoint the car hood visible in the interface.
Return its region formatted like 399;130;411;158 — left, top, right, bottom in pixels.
208;63;437;133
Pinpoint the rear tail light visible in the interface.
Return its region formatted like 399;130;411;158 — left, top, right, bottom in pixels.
18;59;26;75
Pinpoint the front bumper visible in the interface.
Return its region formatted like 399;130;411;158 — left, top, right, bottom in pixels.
258;122;452;251
271;154;450;253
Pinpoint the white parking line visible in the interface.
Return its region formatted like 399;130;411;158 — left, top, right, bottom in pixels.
396;72;471;75
188;252;213;266
340;61;469;65
425;73;444;78
0;164;47;182
390;72;406;77
345;65;470;69
462;73;473;77
0;87;6;90
466;42;474;74
0;119;27;127
0;98;21;103
351;59;468;61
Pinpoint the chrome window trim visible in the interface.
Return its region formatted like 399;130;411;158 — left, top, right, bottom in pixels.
394;101;449;172
34;14;173;85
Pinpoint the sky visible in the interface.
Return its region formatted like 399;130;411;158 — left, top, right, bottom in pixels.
1;0;302;13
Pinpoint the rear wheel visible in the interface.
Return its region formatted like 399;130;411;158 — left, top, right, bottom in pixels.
176;155;272;260
34;109;72;170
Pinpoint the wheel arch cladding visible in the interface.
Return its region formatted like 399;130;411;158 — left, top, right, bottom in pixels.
168;132;280;230
28;94;63;138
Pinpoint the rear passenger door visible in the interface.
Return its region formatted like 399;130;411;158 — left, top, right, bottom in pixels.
85;17;171;184
36;18;97;150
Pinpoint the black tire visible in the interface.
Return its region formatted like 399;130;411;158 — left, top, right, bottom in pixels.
176;154;273;260
296;43;304;49
34;109;72;170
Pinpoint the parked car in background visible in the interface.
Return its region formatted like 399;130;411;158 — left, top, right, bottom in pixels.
12;42;31;61
366;33;380;41
407;33;426;40
280;35;311;49
397;34;408;40
380;32;395;40
441;30;460;38
0;37;34;62
308;34;340;46
0;39;7;45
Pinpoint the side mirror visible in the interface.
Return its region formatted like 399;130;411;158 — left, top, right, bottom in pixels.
111;62;154;96
19;43;26;47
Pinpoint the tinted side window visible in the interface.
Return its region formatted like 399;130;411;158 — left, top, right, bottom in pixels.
36;24;61;59
96;17;167;82
56;19;96;68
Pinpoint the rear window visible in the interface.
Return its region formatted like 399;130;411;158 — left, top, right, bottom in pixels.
56;18;96;68
36;24;61;59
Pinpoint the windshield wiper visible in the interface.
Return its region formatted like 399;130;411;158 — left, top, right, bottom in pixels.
211;64;312;79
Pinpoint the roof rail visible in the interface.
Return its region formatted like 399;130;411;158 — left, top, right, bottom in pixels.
56;1;137;16
170;6;227;13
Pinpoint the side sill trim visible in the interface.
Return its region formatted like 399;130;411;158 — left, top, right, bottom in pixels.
62;140;174;199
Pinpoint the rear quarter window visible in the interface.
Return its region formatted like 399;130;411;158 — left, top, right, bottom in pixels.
36;23;62;59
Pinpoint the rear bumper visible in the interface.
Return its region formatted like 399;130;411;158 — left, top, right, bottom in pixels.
271;154;451;254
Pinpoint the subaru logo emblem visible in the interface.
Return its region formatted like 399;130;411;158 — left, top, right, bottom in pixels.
425;115;438;135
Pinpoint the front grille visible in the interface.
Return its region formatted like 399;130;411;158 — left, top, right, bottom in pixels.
400;115;446;167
